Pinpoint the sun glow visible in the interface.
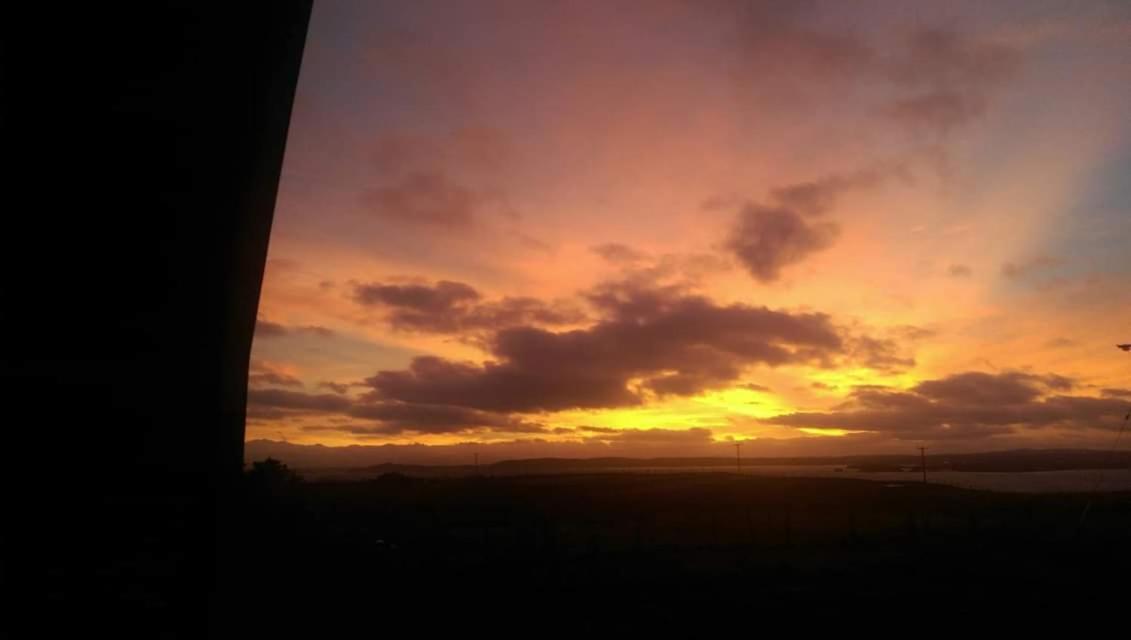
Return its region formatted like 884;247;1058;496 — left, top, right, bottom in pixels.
246;0;1131;457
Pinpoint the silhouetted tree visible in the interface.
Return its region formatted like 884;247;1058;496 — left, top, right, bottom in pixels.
245;457;302;494
375;471;413;488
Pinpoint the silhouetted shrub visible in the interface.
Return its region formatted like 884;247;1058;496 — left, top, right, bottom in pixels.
374;471;414;488
245;457;303;495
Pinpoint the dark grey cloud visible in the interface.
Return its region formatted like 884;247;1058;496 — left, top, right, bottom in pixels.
722;165;899;283
353;279;584;333
725;204;839;283
371;127;511;174
885;28;1021;136
700;194;740;211
245;406;297;422
318;381;351;394
248;361;304;388
914;371;1073;405
360;172;482;229
366;27;473;105
889;91;985;135
364;354;637;413
947;264;972;278
254;317;336;339
346;401;543;435
717;2;1021;135
355;280;480;313
718;30;1021;284
296;325;336;338
248;371;303;388
769;168;887;216
466;297;586;329
247;426;731;466
591;242;647;264
767;371;1125;441
1002;255;1061;280
362;281;845;412
888;28;1018;89
721;12;1026;167
848;335;915;373
721;0;878;100
510;230;554;254
582;426;715;445
599;252;733;297
893;325;937;342
360;124;518;231
248;388;353;414
247;387;544;436
255;318;288;338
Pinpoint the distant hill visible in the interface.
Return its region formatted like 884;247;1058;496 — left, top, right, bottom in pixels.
246;440;1131;475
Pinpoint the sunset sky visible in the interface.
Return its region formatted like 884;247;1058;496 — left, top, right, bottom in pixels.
248;0;1131;462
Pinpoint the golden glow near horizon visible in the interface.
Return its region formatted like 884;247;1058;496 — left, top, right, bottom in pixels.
246;1;1131;458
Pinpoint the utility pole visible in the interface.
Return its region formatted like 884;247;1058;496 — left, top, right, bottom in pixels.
474;452;479;475
918;446;928;484
1080;344;1131;526
735;442;743;474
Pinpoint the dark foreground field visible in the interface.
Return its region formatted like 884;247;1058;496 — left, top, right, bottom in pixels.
231;471;1131;634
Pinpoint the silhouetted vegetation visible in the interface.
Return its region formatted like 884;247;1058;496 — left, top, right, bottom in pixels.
232;472;1131;634
245;457;302;488
249;443;1131;477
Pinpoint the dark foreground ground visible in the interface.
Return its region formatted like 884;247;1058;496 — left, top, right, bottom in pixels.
226;471;1131;634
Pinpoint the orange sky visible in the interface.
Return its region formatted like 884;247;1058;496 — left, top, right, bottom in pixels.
248;0;1131;462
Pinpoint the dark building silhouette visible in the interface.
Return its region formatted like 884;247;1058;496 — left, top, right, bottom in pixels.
4;4;312;635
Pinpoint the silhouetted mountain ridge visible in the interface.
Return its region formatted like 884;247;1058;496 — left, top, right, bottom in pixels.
246;440;1131;474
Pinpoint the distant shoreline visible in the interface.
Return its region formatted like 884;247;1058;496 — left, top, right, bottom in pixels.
287;465;1131;494
246;440;1131;476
